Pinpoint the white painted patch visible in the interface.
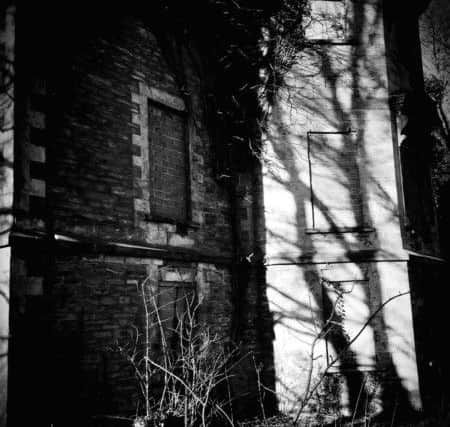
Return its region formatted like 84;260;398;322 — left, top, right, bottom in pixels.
168;234;195;248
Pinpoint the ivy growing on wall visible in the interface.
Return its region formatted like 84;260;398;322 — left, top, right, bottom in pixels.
142;0;311;175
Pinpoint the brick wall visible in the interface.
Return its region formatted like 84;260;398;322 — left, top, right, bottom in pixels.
5;8;237;425
14;13;233;258
8;6;275;424
9;252;233;424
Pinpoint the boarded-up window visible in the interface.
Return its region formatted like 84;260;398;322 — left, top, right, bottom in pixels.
148;100;188;223
307;131;363;230
305;0;348;42
155;281;196;351
148;278;196;395
322;279;375;371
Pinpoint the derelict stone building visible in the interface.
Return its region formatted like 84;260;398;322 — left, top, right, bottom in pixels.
0;0;449;426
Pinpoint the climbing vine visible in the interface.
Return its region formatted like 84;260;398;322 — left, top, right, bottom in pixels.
144;0;311;175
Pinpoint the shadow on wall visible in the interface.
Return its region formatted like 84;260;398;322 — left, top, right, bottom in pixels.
262;1;422;424
0;4;14;427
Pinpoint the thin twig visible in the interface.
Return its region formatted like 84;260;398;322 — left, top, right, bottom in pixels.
294;291;410;424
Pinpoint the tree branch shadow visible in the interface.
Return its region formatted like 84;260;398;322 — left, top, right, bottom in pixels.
264;1;420;422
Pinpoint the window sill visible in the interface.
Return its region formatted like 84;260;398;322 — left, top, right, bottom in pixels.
144;213;200;231
325;365;377;374
306;38;357;46
305;226;375;235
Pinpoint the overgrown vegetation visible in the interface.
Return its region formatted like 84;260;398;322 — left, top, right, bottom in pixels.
420;1;450;258
113;278;301;426
114;278;242;427
143;0;311;174
112;277;417;426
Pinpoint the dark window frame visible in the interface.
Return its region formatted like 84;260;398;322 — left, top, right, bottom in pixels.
306;130;372;233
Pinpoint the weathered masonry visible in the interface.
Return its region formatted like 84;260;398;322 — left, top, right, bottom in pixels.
1;3;274;426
